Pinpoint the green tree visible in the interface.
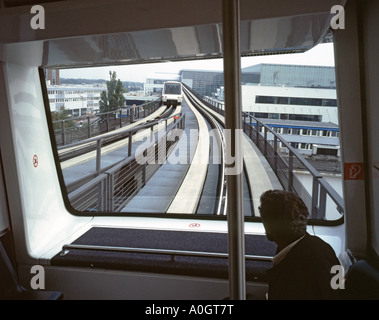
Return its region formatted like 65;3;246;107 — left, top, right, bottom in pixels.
99;71;125;113
51;106;74;130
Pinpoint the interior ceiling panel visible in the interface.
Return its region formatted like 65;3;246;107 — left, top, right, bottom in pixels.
0;0;344;68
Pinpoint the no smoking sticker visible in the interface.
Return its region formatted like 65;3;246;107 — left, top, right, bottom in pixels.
189;223;201;228
33;154;38;168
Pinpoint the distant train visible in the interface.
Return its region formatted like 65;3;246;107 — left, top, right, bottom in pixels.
162;81;183;106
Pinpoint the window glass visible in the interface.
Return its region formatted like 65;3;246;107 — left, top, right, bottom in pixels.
164;83;181;95
44;42;342;222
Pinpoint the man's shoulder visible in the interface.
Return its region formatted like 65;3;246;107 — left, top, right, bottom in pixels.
292;233;340;265
300;233;336;252
268;233;341;299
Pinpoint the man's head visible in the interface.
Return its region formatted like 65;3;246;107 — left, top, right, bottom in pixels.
259;190;309;245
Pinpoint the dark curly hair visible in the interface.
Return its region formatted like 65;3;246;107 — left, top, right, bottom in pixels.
259;190;309;243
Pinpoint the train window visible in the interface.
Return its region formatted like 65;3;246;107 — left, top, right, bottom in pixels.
43;42;343;224
163;83;182;95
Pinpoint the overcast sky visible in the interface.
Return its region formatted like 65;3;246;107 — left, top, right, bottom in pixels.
60;43;334;83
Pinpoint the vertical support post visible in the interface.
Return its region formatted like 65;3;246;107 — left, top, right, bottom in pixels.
273;136;278;174
255;121;259;146
318;185;327;220
128;132;132;157
142;150;147;186
288;149;294;191
222;0;245;300
311;176;320;219
87;116;91;138
264;126;268;157
61;120;66;145
249;115;252;139
96;139;102;176
131;107;135;123
108;172;114;212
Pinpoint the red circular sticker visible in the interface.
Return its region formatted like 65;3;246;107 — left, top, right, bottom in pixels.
33;154;38;168
189;223;201;228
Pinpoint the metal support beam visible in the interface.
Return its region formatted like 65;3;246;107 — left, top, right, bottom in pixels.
222;0;246;300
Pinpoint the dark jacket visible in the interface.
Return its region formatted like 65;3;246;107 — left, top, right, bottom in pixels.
267;233;341;300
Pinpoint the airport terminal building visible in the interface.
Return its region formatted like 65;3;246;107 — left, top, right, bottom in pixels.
193;64;340;157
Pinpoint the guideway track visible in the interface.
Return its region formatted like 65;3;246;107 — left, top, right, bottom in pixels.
123;86;249;216
63;85;256;216
121;95;201;213
176;87;226;215
181;86;255;216
122;89;224;214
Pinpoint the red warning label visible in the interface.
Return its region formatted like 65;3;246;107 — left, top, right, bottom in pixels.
344;162;364;180
189;223;201;228
33;154;38;168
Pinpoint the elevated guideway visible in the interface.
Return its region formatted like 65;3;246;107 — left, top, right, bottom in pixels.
60;105;168;169
122;86;282;215
58;85;284;217
61;105;180;187
184;86;283;215
121;95;199;213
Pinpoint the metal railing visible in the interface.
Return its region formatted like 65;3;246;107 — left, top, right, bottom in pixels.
68;113;186;212
53;98;161;146
68;173;109;212
60;243;273;262
201;96;344;221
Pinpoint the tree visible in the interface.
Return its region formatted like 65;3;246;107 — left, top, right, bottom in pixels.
99;71;126;113
51;106;74;130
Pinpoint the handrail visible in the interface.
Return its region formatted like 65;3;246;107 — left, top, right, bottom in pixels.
67;112;186;212
252;116;322;178
53;97;161;146
60;243;273;262
53;97;161;125
246;115;344;219
58;110;168;151
198;95;344;221
59;107;181;178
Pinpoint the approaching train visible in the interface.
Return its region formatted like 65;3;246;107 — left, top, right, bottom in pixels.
162;81;183;107
0;0;379;303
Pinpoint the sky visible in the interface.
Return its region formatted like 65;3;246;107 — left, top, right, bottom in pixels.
60;43;335;83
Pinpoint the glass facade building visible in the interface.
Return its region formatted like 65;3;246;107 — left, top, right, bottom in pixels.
180;69;224;97
242;64;336;88
180;64;335;97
